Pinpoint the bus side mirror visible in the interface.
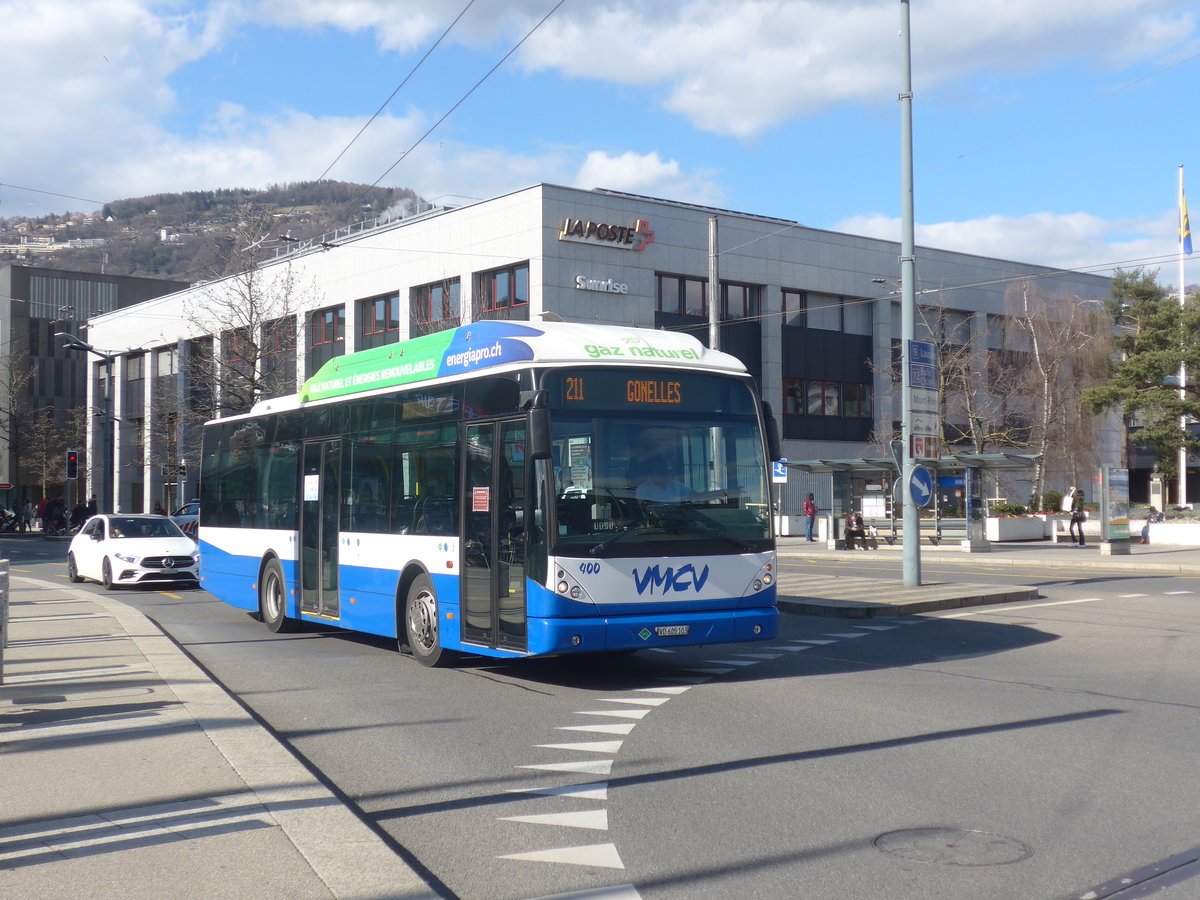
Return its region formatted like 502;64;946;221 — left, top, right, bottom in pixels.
529;407;552;460
762;401;782;461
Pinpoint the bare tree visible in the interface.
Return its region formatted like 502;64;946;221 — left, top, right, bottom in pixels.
182;208;317;417
1004;280;1113;508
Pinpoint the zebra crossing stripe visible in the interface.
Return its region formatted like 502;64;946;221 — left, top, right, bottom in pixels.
498;842;625;868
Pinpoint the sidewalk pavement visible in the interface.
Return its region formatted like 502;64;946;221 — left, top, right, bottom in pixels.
0;574;439;900
774;535;1200;618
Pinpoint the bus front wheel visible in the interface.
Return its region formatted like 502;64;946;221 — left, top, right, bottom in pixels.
404;574;450;667
260;558;293;633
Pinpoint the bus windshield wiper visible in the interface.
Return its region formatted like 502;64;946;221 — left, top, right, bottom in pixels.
589;525;656;557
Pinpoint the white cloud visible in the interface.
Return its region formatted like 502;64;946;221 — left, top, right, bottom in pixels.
835;209;1178;275
573;151;723;205
518;0;1197;137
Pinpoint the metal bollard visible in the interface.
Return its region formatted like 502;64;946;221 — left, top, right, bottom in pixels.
0;558;8;685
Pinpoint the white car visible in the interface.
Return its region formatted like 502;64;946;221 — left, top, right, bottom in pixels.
67;514;199;590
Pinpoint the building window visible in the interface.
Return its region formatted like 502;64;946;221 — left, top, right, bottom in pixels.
311;307;344;347
261;316;297;399
155;347;178;378
783;289;806;328
412;279;461;333
806;291;842;331
721;282;761;321
357;294;399;349
474;263;528;312
843;382;873;418
308;305;346;376
807;380;840;416
783;378;805;415
656;274;707;316
843;297;872;336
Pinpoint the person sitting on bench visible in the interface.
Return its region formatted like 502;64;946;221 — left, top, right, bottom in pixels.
844;511;867;549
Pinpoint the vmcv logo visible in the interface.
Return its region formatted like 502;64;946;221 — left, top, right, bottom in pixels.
632;563;710;596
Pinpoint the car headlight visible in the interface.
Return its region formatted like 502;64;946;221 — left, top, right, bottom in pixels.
114;552;138;564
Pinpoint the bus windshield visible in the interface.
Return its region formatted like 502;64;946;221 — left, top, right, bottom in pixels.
544;369;771;558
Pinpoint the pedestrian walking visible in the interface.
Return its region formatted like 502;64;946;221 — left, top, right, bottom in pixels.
803;492;818;542
1069;487;1087;547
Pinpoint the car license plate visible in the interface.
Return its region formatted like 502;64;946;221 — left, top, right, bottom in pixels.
655;625;689;637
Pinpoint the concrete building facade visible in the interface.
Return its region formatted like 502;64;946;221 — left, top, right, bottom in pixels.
0;264;187;511
85;184;1114;514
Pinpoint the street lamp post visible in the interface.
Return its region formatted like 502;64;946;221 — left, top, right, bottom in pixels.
56;334;115;515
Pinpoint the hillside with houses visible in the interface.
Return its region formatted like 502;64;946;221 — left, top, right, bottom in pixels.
0;181;419;281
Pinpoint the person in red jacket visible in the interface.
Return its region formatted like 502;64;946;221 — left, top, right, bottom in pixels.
803;493;818;542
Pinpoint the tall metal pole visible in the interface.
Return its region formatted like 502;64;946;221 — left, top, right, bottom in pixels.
1178;164;1189;507
102;355;114;515
708;216;720;351
900;0;921;585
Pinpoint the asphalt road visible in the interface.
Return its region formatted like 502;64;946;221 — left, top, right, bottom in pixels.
9;538;1200;900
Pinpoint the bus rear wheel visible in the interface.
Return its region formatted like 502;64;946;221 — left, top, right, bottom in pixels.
260;558;293;633
404;574;450;667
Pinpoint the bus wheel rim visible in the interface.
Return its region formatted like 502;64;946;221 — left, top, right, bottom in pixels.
409;589;437;650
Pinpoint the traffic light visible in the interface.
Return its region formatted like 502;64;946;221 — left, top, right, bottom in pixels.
66;449;79;480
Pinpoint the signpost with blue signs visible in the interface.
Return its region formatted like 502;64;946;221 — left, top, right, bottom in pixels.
909;465;934;508
772;459;787;484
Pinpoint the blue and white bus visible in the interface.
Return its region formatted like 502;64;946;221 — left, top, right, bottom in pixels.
199;321;779;665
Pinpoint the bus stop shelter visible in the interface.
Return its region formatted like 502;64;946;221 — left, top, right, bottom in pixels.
782;452;1041;550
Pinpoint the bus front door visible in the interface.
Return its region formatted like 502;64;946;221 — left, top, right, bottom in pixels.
299;439;341;619
461;419;527;652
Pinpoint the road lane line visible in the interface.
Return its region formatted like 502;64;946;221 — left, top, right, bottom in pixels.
941;597;1103;618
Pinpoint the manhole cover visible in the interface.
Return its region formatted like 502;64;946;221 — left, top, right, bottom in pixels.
875;828;1033;867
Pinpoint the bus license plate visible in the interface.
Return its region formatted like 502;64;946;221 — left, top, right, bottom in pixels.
655;625;690;637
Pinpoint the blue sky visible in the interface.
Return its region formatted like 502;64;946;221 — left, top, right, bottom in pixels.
3;0;1199;284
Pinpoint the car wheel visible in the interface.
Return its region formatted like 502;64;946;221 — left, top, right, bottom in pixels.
259;558;292;633
101;558;117;590
67;553;83;584
403;574;453;667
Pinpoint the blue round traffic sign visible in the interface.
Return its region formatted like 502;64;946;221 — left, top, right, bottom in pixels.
909;466;934;508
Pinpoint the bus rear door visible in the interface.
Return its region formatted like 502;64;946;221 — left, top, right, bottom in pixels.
461;418;527;652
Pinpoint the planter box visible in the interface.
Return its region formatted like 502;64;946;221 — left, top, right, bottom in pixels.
1133;520;1200;546
986;516;1046;541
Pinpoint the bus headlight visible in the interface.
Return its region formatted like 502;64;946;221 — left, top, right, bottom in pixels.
742;557;777;596
557;581;570;594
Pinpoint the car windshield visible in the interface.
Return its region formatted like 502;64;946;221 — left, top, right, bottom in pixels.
108;517;185;539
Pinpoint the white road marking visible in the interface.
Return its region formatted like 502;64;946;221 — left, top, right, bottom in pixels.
775;645;812;652
633;686;691;694
702;658;757;666
499;810;608;830
536;741;624;755
1164;590;1193;595
790;639;836;645
824;633;867;639
853;624;898;630
558;724;636;736
504;783;609;801
679;667;735;675
517;760;614;775
599;697;668;707
941;597;1103;618
576;709;649;720
529;885;643;900
732;652;782;659
499;843;625;868
1118;593;1148;598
